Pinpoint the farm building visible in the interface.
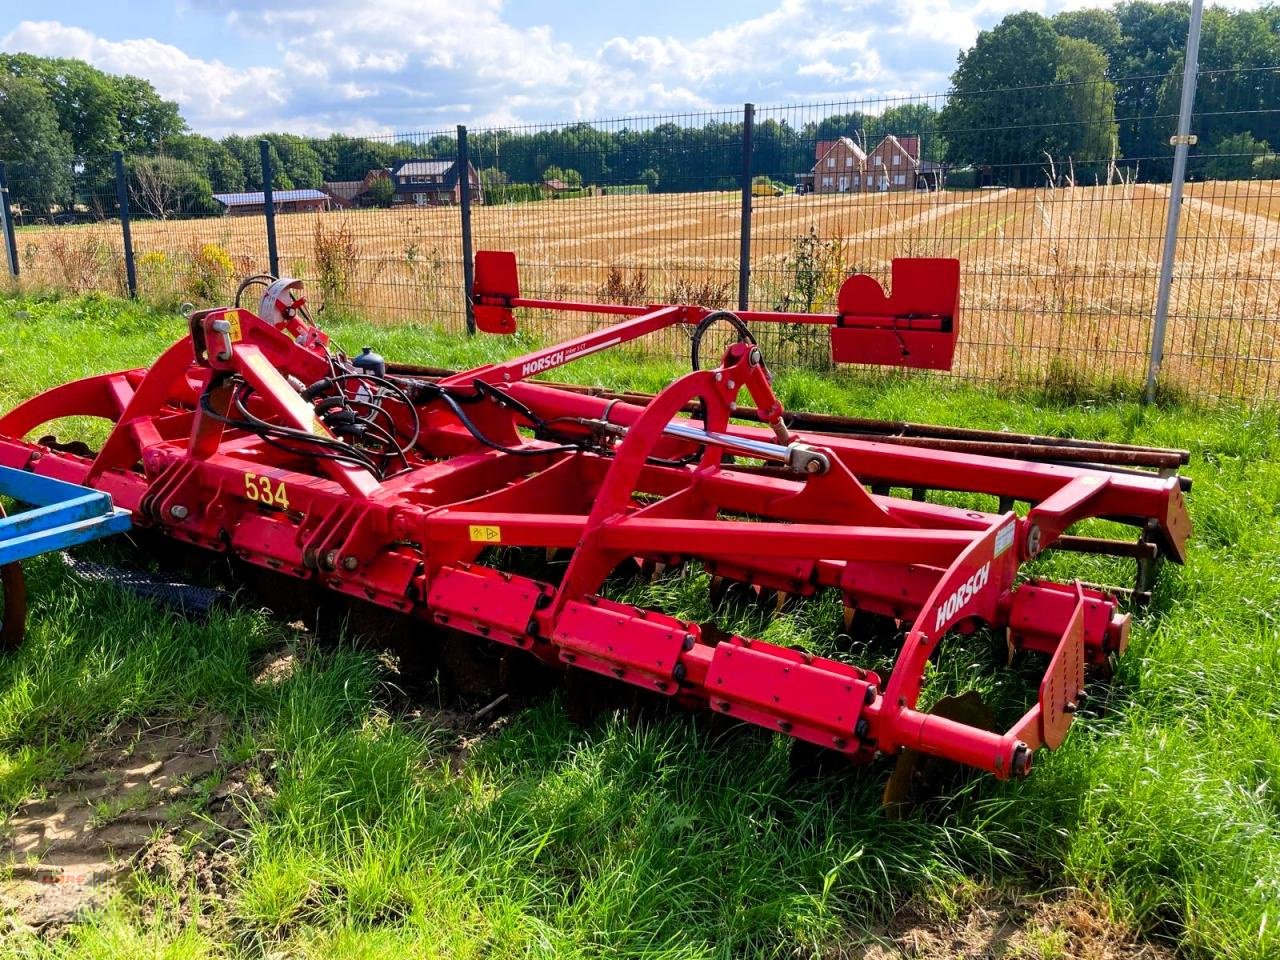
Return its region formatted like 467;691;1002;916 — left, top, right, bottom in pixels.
324;169;391;209
389;159;483;206
799;135;946;193
212;189;331;216
810;137;868;194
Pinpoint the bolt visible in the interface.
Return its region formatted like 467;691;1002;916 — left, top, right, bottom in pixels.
672;663;687;682
1025;524;1043;558
864;686;877;705
682;633;695;651
1012;743;1032;777
749;347;762;366
342;556;358;570
854;718;871;740
169;505;189;520
323;550;339;570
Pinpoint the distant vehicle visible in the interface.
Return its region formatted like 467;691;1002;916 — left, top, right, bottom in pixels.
752;181;783;198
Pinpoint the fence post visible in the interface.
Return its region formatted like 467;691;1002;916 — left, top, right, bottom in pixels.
259;139;280;277
0;162;18;279
113;151;137;299
1145;0;1204;404
457;124;477;336
738;102;755;312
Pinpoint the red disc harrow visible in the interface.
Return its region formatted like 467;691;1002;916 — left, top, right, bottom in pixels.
0;254;1189;785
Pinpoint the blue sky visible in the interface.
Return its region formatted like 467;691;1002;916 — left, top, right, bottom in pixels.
0;1;1257;136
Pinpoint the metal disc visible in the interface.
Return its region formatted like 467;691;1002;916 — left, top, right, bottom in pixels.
882;690;996;816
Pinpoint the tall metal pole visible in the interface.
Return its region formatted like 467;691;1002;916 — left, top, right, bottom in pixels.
259;139;280;277
0;162;19;279
1145;0;1204;404
113;151;137;299
738;102;755;311
458;124;476;336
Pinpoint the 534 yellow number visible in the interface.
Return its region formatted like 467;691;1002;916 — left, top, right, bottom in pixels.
243;473;290;510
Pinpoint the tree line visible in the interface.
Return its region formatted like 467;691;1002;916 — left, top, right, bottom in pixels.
1;2;1277;218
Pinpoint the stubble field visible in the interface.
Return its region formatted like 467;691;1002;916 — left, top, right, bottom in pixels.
11;181;1280;399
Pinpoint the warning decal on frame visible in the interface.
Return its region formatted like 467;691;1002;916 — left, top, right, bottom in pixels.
469;525;502;544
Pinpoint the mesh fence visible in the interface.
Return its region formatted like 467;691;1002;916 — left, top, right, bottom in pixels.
2;67;1277;402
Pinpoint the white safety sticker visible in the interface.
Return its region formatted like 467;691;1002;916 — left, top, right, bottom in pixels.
994;522;1015;557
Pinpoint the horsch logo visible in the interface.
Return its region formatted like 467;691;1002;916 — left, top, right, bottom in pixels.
521;351;566;378
934;562;990;632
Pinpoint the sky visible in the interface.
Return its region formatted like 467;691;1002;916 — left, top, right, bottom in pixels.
0;0;1260;137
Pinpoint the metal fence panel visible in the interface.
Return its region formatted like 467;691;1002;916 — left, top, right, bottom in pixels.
4;66;1278;403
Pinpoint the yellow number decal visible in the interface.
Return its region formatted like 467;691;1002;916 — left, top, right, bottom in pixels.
244;473;290;510
469;525;502;544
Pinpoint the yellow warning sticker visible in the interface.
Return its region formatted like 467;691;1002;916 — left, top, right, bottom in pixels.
469;525;502;544
227;313;243;342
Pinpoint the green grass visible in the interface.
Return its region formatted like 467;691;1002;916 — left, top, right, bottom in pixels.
0;290;1277;958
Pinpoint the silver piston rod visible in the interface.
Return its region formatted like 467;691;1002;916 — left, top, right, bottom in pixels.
660;420;830;475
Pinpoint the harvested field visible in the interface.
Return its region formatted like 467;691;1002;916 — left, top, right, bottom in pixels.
9;181;1280;399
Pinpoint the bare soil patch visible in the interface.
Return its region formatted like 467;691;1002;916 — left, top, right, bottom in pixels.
0;715;245;933
851;888;1175;960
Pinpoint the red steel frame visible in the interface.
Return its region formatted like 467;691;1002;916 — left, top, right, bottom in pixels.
0;254;1190;781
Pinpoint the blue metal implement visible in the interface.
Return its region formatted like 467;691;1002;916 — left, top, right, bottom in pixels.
0;466;131;565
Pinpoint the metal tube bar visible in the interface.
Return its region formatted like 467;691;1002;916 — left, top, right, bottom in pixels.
113;151;137;299
0;162;17;278
738;102;755;311
1145;0;1204;403
458;125;476;336
259;139;280;277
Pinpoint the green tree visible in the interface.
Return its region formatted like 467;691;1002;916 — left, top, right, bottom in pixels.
1206;132;1269;180
128;155;215;219
220;136;293;191
366;174;395;208
0;54;120;158
1051;8;1123;65
940;13;1067;185
1055;36;1117;167
113;73;184;151
161;133;245;192
261;134;325;189
0;72;73;216
638;167;660;191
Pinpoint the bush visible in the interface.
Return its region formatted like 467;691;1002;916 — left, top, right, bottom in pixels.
1253;151;1280;179
485;183;546;205
312;219;359;305
598;265;649;305
43;236;125;294
774;228;849;313
365;175;394;208
1206;132;1270;181
184;242;235;302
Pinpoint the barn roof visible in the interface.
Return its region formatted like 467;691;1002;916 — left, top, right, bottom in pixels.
324;181;366;201
213;189;329;207
393;160;456;177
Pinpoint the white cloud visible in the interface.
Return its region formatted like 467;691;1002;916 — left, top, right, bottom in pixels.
1;0;1268;135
